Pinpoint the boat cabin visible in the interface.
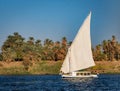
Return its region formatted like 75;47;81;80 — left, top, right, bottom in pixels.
70;71;91;76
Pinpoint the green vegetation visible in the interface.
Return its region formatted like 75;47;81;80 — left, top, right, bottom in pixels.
0;32;120;74
0;61;63;75
90;61;120;74
0;61;120;75
29;61;62;74
93;35;120;61
0;62;29;75
1;32;68;62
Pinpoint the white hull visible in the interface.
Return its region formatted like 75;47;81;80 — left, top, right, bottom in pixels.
62;74;98;78
61;71;98;78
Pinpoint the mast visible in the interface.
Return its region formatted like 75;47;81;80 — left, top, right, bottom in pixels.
68;48;71;73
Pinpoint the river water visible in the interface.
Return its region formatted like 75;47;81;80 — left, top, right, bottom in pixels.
0;74;120;91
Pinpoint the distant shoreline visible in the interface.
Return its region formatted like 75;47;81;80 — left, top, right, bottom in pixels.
0;61;120;75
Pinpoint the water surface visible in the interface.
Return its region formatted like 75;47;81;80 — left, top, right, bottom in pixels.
0;74;120;91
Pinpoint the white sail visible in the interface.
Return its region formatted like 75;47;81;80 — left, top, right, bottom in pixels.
60;12;95;73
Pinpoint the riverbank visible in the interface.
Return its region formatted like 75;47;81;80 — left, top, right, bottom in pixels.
90;61;120;74
0;61;63;75
0;60;120;75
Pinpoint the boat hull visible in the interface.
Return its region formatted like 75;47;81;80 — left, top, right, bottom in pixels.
61;71;98;78
62;74;98;78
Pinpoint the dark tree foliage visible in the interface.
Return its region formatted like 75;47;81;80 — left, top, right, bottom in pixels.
1;33;68;62
0;33;120;62
93;36;120;61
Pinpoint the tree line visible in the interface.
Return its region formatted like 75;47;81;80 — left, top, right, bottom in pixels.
93;35;120;61
0;32;120;62
0;32;69;62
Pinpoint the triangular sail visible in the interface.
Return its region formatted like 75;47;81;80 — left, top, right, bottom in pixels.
60;12;95;73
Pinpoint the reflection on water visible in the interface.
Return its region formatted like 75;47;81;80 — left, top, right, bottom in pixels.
62;75;120;91
63;77;94;83
0;74;120;91
62;77;97;91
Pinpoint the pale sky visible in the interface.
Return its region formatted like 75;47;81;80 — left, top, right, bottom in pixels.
0;0;120;48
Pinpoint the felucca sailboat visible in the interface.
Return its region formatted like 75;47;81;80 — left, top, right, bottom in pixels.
60;12;98;78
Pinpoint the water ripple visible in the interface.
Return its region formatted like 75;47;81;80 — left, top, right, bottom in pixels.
0;74;120;91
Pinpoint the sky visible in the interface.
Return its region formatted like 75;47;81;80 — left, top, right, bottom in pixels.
0;0;120;48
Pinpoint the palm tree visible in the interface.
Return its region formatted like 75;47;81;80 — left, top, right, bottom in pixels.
44;38;54;47
94;44;102;61
34;39;42;61
1;32;25;61
53;41;61;61
35;40;41;46
102;40;108;60
28;37;34;45
114;42;120;60
42;38;54;60
55;41;60;47
60;37;68;60
107;40;115;61
14;32;19;36
61;37;67;47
